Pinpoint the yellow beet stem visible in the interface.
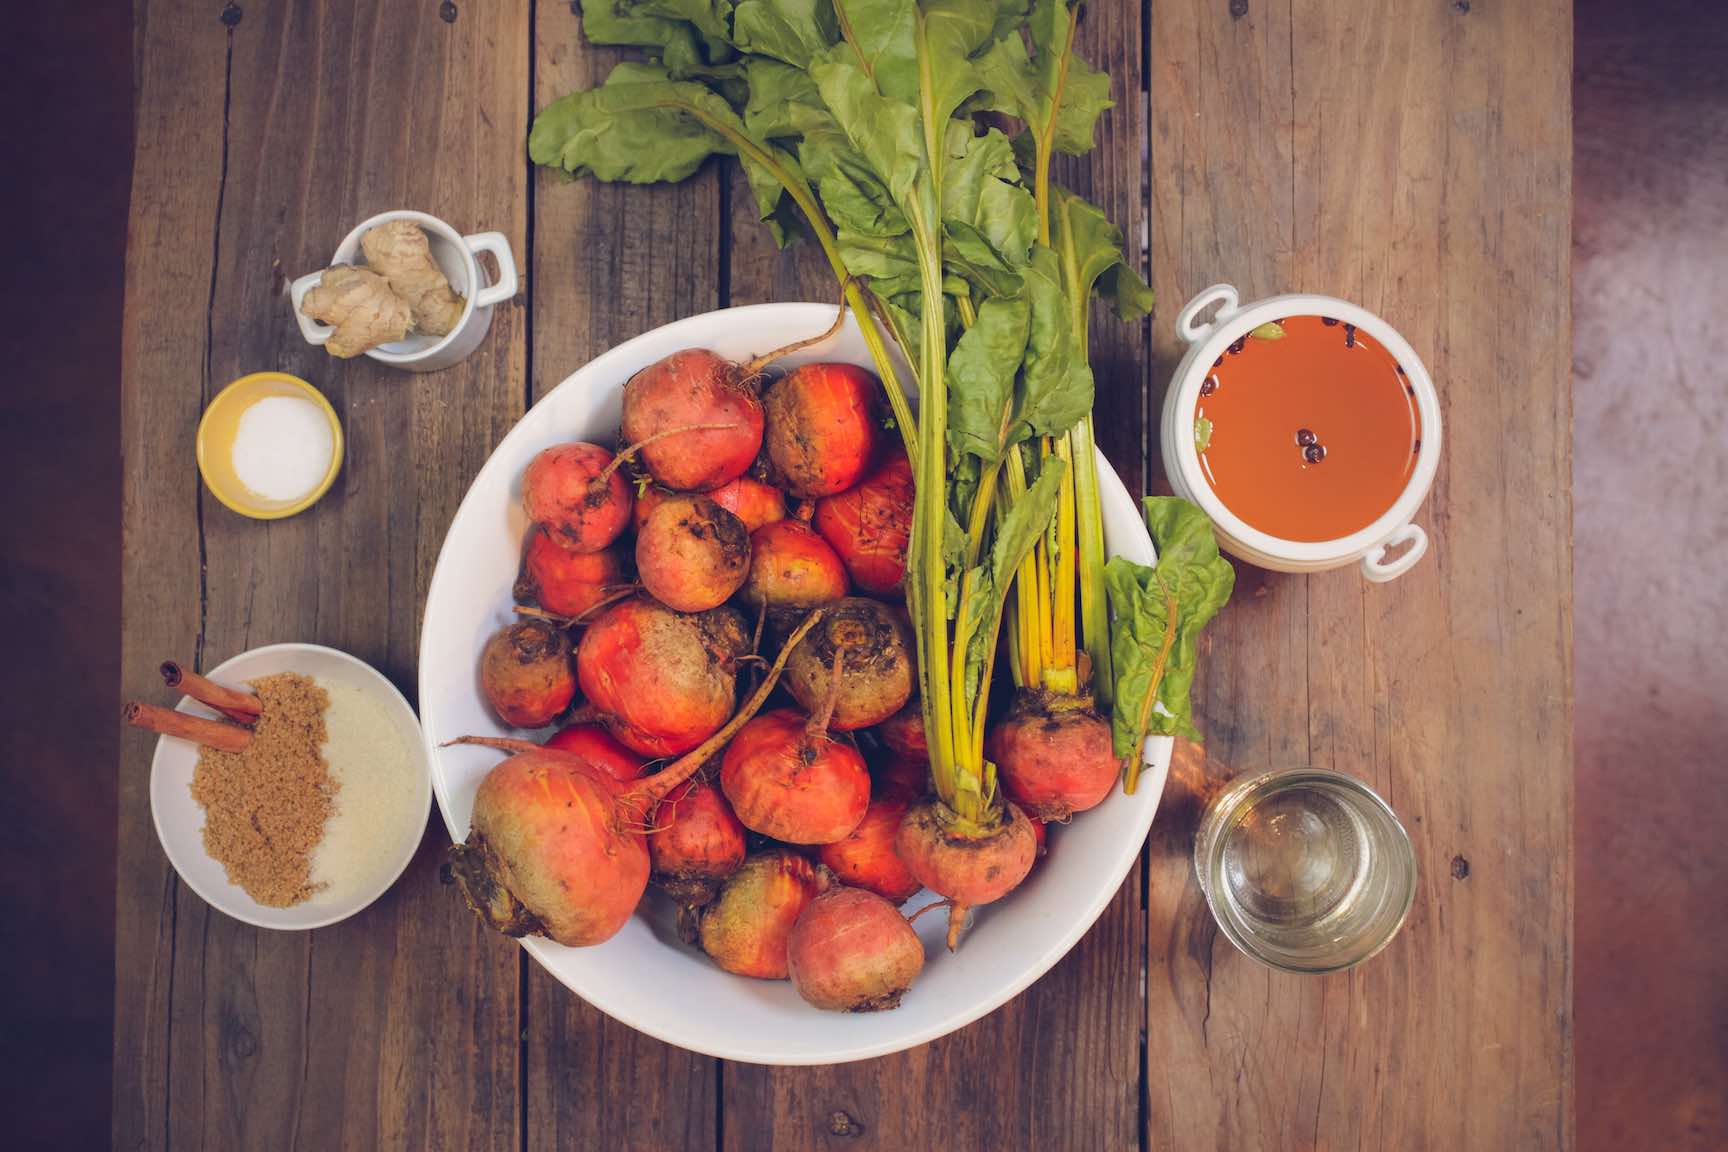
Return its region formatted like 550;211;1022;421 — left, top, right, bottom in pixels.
904;191;962;815
965;457;1003;566
1070;415;1112;705
1049;435;1079;687
1003;446;1042;688
1034;486;1055;674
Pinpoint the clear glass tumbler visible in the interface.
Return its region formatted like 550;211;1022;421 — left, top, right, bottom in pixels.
1193;768;1416;973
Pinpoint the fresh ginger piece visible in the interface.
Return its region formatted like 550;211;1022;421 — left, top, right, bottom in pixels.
360;220;465;337
300;265;413;358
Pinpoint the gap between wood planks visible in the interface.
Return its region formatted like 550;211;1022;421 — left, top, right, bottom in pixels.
167;13;243;1148
1135;4;1155;1152
521;7;536;1152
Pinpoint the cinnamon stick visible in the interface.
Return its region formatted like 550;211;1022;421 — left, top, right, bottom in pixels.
124;702;253;753
160;661;261;724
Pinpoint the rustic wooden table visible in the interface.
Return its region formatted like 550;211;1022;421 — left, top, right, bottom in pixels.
116;2;1573;1148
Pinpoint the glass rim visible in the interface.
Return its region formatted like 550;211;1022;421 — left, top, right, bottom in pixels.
1193;767;1417;975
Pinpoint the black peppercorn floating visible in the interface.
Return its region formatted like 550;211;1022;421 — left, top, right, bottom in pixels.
1321;316;1339;326
1296;428;1317;447
1200;378;1218;396
1227;337;1246;355
1303;444;1326;464
1344;323;1357;348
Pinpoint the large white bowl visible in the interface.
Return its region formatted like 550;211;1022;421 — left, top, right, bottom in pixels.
419;304;1172;1065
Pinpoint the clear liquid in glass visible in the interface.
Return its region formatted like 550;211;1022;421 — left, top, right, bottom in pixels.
1195;769;1415;973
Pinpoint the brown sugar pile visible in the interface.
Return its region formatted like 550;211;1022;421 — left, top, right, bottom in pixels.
190;672;337;906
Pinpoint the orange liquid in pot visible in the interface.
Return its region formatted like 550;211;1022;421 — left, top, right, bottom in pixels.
1195;315;1422;543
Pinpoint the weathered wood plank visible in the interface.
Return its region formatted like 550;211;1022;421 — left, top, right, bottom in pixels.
118;2;529;1149
1143;5;1312;1150
725;165;834;307
114;3;230;1147
1055;1;1153;495
721;5;1147;1148
1145;1;1573;1148
526;6;722;1150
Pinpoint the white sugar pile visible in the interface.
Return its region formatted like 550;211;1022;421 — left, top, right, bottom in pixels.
309;678;417;902
232;395;334;501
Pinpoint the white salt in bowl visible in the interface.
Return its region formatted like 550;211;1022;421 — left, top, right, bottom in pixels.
419;304;1174;1064
150;643;432;931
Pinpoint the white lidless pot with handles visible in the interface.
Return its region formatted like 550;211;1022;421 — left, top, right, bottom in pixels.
290;209;519;373
419;304;1173;1065
1161;284;1443;582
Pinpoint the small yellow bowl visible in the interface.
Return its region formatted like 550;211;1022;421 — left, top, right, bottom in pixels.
196;372;344;520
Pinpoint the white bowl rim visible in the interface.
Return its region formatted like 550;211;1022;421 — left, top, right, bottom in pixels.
418;301;1172;1064
148;641;434;932
1166;290;1443;563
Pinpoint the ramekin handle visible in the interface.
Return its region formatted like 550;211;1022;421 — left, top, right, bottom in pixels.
289;271;333;348
1361;524;1428;583
1175;284;1240;344
464;232;519;308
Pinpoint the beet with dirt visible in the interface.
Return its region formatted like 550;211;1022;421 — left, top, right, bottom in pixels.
783;597;915;730
515;527;628;619
814;450;912;596
896;798;1038;950
988;692;1119;822
720;707;871;845
577;597;746;757
816;797;922;903
695;848;829;979
762;362;882;498
636;493;751;612
521;442;634;553
787;886;925;1012
621;348;766;491
480;618;576;729
740;520;849;612
649;773;748;906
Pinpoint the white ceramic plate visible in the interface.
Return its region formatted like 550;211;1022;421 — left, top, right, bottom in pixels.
150;643;433;930
419;304;1172;1065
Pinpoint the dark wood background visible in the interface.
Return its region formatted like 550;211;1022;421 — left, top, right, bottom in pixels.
0;6;128;1151
36;0;1728;1149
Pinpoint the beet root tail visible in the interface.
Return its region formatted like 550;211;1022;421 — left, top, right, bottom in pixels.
444;735;546;756
444;835;544;938
945;901;970;952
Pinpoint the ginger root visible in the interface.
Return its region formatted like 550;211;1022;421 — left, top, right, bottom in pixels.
300;265;412;358
360;220;465;337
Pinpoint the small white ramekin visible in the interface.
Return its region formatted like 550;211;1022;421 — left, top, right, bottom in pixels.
1160;284;1443;583
289;209;518;373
